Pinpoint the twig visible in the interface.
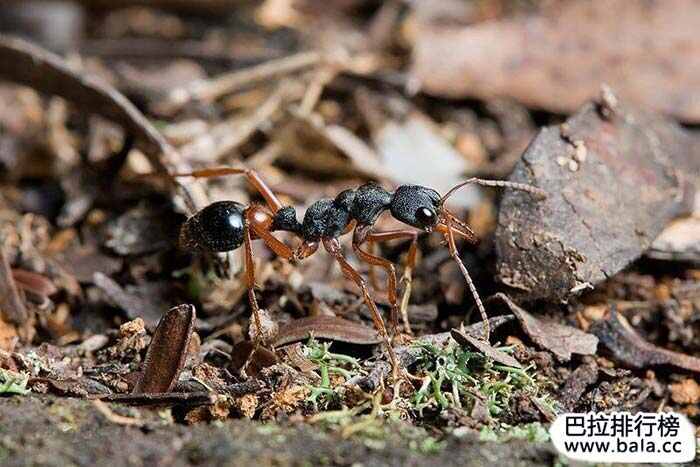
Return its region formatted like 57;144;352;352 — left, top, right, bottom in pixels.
0;35;208;214
180;85;287;162
92;400;144;427
169;51;321;106
298;66;338;116
93;391;215;407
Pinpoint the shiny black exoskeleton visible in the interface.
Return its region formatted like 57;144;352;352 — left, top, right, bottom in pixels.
179;200;246;252
181;182;443;252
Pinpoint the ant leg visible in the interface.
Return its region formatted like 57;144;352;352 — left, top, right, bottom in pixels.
241;222;264;378
352;226;418;337
322;237;401;380
437;178;547;340
441;216;490;341
172;166;284;213
366;241;383;292
246;206;296;261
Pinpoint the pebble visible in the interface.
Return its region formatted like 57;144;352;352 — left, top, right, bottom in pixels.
574;140;587;162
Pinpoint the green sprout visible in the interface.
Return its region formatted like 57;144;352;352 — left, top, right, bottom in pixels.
303;338;364;409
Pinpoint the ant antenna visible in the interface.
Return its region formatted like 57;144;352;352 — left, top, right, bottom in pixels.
440;178;547;206
443;212;491;338
439;178;547;341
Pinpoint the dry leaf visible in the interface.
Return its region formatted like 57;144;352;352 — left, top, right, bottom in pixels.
273;315;381;347
492;293;598;361
133;304;196;394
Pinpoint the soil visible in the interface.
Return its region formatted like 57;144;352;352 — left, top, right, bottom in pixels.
1;396;555;467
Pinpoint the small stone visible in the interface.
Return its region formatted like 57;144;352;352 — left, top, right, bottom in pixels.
556;156;568;166
119;318;145;337
574;140;587;162
568;159;579;172
670;379;700;404
599;84;619;119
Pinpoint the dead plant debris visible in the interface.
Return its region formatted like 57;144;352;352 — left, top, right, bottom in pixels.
491;293;598;361
496;96;697;302
0;2;698;463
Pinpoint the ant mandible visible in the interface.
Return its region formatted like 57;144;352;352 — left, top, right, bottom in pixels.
174;167;546;378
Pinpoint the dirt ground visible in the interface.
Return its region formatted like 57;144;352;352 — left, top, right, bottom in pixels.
1;396;556;466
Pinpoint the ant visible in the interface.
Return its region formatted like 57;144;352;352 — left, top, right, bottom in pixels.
173;167;546;378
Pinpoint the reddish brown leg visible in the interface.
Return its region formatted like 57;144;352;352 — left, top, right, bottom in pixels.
435;178;546;341
323;237;401;379
366;241;381;292
240;207;299;377
246;206;295;261
352;226;418;336
172;166;284;213
241;222;262;378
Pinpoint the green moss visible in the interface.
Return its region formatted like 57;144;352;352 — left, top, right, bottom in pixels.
303;338;365;410
479;422;550;443
0;369;29;396
409;340;558;420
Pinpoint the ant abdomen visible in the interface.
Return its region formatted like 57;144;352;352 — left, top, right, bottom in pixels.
179;201;246;252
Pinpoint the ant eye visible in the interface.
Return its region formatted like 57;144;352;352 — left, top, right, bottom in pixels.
415;207;436;226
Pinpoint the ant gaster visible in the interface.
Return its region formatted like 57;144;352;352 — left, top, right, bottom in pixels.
175;167;546;378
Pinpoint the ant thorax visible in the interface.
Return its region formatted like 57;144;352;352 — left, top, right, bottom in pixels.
270;183;393;242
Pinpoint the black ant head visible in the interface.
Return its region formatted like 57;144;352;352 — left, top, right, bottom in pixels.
390;185;442;231
390;183;480;243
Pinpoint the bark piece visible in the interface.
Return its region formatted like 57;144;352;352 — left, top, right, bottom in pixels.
669;379;700;405
133;304;196;394
496;99;696;302
558;360;599;411
93;273;169;328
0;248;27;325
228;341;279;378
412;0;700;122
96;391;214;408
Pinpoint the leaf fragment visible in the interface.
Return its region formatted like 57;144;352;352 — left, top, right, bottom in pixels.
273;315;381;347
492;293;598;361
133;304;196;394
